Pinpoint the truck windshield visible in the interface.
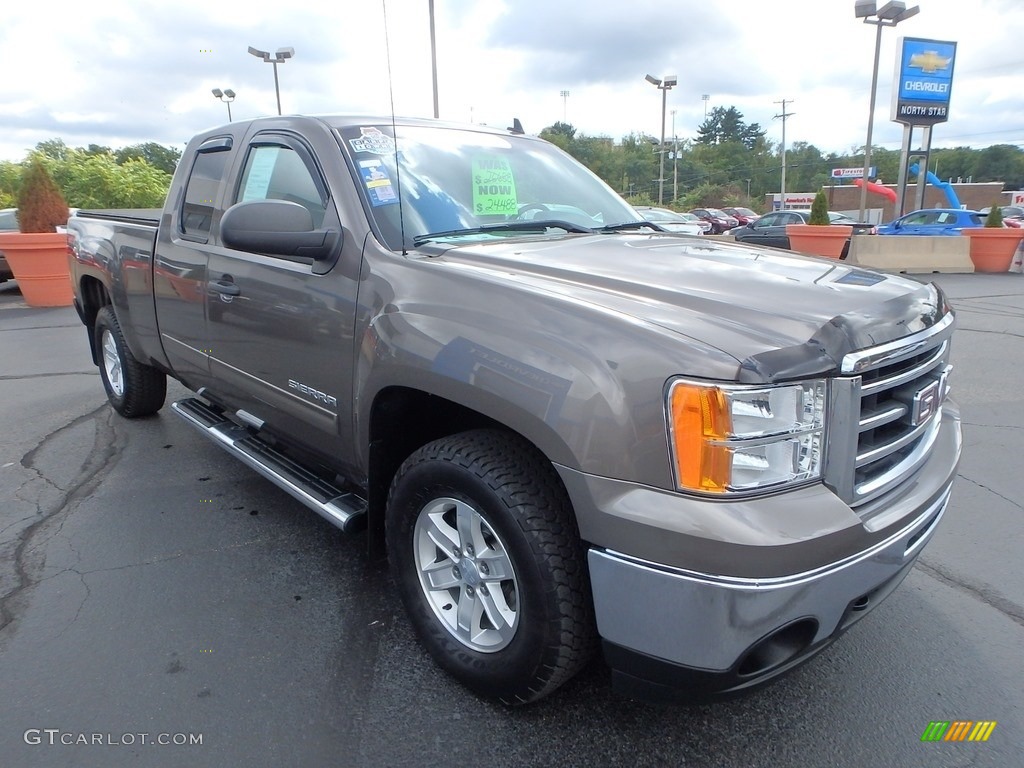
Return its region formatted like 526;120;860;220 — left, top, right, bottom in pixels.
337;124;641;250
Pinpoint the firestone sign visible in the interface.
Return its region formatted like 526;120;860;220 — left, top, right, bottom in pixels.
831;167;877;179
891;37;956;126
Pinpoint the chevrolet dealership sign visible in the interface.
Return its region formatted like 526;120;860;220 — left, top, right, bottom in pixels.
891;37;956;125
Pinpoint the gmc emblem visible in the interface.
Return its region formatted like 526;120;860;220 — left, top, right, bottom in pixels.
910;368;949;427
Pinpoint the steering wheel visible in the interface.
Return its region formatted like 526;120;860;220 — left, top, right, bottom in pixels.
517;203;551;221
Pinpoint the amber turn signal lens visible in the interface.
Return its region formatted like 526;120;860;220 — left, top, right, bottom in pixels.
669;383;732;492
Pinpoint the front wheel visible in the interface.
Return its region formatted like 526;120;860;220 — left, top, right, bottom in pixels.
386;430;595;705
94;306;167;418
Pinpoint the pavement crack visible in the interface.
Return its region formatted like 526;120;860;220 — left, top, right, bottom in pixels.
955;327;1024;341
958;474;1024;513
0;404;122;634
961;421;1024;431
915;559;1024;629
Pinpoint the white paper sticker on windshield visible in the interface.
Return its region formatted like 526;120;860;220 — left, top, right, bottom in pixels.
348;127;396;155
472;156;518;215
359;158;398;207
241;146;279;201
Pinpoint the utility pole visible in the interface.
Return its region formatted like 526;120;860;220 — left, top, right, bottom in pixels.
671;109;678;202
773;99;795;209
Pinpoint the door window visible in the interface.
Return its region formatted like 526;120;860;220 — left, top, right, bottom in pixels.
181;149;230;239
237;145;327;227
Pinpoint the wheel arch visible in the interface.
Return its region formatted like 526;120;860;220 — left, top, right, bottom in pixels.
364;386;576;559
78;275;112;365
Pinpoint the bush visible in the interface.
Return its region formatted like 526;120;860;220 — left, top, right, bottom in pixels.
808;189;830;225
985;205;1003;228
17;157;69;233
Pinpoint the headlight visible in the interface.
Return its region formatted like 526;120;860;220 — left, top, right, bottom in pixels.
667;378;826;494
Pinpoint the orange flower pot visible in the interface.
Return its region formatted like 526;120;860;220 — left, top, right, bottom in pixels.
785;224;853;260
961;228;1024;273
0;232;74;307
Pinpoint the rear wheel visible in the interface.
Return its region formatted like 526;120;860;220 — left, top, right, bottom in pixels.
386;429;595;705
94;306;167;418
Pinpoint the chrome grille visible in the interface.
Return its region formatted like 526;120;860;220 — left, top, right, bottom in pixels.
825;313;954;509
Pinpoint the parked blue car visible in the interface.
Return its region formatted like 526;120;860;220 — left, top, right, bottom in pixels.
877;208;985;236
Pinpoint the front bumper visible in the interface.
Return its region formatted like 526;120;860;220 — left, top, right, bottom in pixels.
590;486;947;701
560;402;960;701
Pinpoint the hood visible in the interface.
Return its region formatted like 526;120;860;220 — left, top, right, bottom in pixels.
424;233;948;382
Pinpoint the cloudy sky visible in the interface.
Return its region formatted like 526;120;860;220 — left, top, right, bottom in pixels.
1;0;1021;163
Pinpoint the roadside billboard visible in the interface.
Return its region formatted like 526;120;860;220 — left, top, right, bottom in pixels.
891;37;957;125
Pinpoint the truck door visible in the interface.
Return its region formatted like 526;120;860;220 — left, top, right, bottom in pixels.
204;133;358;463
154;137;234;390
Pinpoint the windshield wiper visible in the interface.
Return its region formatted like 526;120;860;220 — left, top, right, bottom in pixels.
413;219;594;246
598;220;666;233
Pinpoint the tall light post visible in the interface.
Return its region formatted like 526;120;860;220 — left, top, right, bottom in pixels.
645;74;677;205
702;94;710;119
855;0;919;221
247;45;295;115
211;88;236;122
560;90;570;123
671;109;679;202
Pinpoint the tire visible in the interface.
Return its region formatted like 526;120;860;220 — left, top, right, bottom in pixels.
94;305;167;418
386;429;596;705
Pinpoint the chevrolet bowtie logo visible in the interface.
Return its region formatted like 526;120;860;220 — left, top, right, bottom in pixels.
909;51;951;74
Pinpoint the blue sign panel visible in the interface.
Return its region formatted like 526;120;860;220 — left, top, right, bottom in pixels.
891;37;956;125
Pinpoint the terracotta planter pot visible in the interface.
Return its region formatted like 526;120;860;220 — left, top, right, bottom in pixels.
0;232;74;307
961;228;1024;273
785;224;853;260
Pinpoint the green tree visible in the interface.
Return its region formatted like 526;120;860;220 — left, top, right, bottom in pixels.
46;149;170;209
697;106;766;150
808;189;829;225
930;146;976;183
114;142;182;175
0;161;21;208
618;133;658;197
974;145;1024;188
34;139;70;161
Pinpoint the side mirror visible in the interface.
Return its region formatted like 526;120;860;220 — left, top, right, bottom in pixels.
220;199;341;260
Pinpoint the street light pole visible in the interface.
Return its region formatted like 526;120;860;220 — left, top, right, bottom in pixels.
855;0;919;221
247;45;295;115
645;74;677;206
211;88;236;122
671;109;678;202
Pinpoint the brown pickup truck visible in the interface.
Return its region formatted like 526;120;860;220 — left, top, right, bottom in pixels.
67;115;961;704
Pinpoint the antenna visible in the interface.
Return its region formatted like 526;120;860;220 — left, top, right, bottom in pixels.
381;0;407;254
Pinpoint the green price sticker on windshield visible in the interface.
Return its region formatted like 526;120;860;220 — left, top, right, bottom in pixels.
472;157;518;215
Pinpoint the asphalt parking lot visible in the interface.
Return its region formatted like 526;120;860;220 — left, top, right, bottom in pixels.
1;272;1022;767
